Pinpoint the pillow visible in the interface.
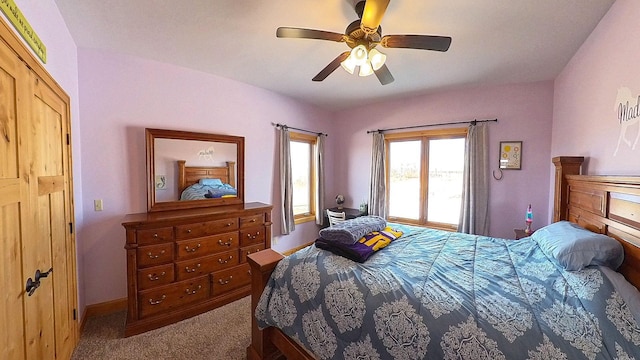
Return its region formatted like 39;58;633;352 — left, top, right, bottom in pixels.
600;266;640;325
531;221;624;271
319;215;386;245
199;178;223;186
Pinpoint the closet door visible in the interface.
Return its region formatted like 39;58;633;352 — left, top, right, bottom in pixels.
0;18;77;360
23;70;76;359
0;29;29;360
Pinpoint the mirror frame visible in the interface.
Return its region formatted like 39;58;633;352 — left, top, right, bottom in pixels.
146;128;245;212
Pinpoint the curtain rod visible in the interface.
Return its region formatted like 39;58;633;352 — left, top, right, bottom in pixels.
366;118;498;134
273;122;328;137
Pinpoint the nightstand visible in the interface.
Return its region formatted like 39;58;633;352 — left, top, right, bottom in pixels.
514;228;535;240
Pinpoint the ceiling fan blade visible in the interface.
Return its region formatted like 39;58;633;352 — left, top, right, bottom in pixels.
380;35;452;52
276;27;346;42
374;64;394;85
360;0;390;35
312;52;351;82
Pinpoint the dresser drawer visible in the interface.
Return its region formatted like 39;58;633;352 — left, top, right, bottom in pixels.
137;243;174;268
240;226;266;246
137;263;174;290
138;275;210;319
240;244;265;263
137;227;174;245
240;213;264;228
175;232;239;260
175;218;238;239
212;263;251;296
174;250;240;281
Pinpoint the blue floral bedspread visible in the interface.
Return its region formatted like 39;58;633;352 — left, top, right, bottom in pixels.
179;183;237;200
256;224;640;359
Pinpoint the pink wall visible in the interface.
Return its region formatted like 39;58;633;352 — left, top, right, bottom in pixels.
553;0;640;174
333;82;555;239
76;49;335;305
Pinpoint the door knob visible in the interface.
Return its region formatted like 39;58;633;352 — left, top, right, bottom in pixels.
35;267;53;282
25;277;39;296
25;267;53;296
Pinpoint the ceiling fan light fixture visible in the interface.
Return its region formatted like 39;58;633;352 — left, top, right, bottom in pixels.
369;48;386;71
340;55;357;74
350;44;369;66
358;61;374;77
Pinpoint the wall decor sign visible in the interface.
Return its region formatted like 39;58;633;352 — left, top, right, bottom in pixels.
0;0;46;63
499;141;522;170
198;146;215;161
614;87;640;156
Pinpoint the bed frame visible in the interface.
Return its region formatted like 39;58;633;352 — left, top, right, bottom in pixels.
246;156;640;360
177;160;235;194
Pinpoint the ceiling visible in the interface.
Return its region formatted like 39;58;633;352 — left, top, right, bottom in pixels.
54;0;615;111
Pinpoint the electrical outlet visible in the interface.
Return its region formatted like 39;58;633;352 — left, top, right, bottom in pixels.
94;199;103;211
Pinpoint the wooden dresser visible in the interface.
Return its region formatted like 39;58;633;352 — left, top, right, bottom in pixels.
122;202;272;336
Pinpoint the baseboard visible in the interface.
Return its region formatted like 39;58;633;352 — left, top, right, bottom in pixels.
281;241;314;256
79;297;127;335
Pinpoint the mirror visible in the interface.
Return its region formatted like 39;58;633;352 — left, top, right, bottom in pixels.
146;128;245;212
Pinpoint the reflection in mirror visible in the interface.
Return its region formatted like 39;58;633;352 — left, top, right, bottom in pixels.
146;128;244;212
154;138;238;202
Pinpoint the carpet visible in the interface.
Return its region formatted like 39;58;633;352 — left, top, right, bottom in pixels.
71;296;251;360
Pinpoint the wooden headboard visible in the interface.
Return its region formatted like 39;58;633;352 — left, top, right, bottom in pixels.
177;160;236;194
554;156;640;290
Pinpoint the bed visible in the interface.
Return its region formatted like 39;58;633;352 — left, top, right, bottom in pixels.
246;157;640;360
177;159;237;200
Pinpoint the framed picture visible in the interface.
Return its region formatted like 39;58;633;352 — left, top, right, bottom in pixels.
155;175;167;190
499;141;522;170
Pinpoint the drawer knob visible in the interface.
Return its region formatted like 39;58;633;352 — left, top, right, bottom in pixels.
187;229;192;233
149;295;166;305
153;233;159;238
250;219;256;223
185;243;201;253
226;222;232;227
185;285;202;295
218;239;232;247
218;255;233;264
185;264;201;273
218;276;233;285
147;250;166;259
147;271;166;281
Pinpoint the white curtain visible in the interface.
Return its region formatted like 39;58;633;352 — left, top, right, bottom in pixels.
458;123;490;235
368;132;386;217
279;127;295;234
315;134;325;225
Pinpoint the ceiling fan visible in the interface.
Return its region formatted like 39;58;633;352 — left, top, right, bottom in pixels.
276;0;452;85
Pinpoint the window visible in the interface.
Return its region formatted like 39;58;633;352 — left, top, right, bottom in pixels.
290;132;317;224
386;128;467;230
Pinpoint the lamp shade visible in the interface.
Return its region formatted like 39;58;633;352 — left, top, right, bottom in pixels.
350;44;368;66
340;55;357;74
369;48;386;71
359;61;374;77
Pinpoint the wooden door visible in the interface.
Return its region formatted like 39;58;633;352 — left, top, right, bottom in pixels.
24;69;76;359
0;27;29;360
0;17;78;360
